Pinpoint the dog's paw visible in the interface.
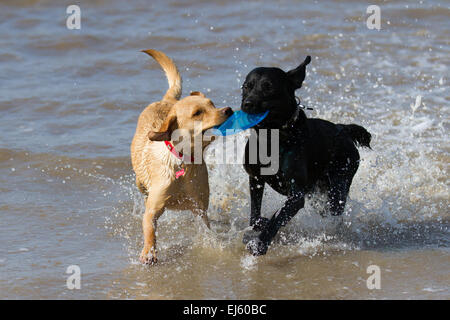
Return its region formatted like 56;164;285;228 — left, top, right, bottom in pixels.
252;217;270;232
242;229;259;245
139;248;158;265
140;255;158;265
246;238;269;256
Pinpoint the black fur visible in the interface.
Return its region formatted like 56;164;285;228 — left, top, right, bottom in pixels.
241;56;371;256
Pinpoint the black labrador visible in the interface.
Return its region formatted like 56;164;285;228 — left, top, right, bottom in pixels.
241;55;371;256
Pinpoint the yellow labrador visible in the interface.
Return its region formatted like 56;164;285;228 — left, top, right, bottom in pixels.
131;50;232;264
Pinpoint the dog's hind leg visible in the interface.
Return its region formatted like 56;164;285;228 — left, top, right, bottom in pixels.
327;159;358;216
327;142;360;216
193;208;210;229
201;213;210;229
190;176;211;229
327;176;351;216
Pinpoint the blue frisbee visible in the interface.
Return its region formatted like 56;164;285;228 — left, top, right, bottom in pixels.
212;110;269;136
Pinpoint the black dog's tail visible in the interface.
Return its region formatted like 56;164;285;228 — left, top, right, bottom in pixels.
342;124;372;149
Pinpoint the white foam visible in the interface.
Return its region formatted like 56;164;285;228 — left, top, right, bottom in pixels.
422;287;445;293
240;254;258;271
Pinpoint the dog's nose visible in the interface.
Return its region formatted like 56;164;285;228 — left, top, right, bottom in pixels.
222;107;233;117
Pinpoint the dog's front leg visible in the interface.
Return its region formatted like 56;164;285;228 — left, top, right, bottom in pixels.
246;192;305;256
249;175;267;231
140;193;166;265
242;175;267;245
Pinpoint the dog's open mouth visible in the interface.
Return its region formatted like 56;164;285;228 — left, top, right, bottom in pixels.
202;112;235;136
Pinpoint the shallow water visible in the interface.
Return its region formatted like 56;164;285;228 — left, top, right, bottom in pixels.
0;0;449;299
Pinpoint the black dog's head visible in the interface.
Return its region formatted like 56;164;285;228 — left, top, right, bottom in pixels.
241;55;311;127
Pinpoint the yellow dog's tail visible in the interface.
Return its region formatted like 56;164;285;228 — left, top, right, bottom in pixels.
141;49;182;101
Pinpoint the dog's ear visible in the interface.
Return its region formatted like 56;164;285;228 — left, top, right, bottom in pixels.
190;91;206;97
148;113;178;141
286;55;311;90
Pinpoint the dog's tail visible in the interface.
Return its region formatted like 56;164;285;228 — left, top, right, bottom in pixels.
141;49;182;101
342;124;372;149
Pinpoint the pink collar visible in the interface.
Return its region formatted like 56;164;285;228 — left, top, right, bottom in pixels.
164;141;194;179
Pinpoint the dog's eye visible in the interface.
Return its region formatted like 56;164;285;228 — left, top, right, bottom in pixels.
261;82;272;91
242;82;253;90
192;110;202;117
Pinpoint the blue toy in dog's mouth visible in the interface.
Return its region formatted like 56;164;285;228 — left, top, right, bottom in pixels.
212;110;269;136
